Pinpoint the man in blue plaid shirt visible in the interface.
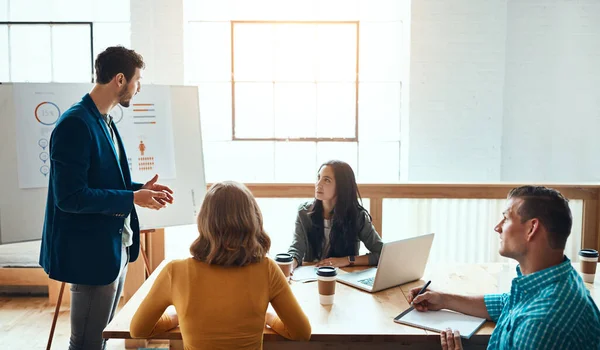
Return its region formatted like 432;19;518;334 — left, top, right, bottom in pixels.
408;186;600;350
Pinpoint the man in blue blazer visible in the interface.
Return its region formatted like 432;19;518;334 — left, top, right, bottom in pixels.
39;46;174;350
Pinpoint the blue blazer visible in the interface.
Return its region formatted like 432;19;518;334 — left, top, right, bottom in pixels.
40;94;143;285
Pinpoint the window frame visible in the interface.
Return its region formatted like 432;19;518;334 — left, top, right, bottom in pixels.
0;21;94;83
230;20;360;142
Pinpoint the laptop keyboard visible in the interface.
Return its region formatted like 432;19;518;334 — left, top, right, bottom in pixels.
358;277;375;286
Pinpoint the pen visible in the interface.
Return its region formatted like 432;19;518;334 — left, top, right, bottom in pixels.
411;280;431;305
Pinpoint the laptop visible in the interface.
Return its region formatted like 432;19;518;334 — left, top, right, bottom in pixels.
336;233;435;293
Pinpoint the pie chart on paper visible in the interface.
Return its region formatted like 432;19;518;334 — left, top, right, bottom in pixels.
34;101;60;126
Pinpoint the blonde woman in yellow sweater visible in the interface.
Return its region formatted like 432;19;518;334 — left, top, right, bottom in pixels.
130;181;312;349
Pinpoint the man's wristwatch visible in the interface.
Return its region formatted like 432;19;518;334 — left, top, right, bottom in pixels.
348;255;356;266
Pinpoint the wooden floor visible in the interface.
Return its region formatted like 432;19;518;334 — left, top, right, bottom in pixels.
0;295;169;350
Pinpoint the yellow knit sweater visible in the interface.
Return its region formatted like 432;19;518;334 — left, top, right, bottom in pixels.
130;257;312;349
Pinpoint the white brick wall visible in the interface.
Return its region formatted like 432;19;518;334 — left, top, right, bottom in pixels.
408;0;507;181
130;0;185;85
409;0;600;182
502;0;600;182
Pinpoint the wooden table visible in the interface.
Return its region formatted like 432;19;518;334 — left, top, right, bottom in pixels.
103;261;599;350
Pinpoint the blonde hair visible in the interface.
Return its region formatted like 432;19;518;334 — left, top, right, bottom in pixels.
190;181;271;266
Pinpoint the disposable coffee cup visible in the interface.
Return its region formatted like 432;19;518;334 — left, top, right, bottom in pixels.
317;266;337;305
579;249;599;283
275;253;294;278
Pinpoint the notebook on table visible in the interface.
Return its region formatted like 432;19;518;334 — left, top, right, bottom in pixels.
394;306;486;339
290;266;318;282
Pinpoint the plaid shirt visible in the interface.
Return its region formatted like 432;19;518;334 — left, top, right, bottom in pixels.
484;257;600;350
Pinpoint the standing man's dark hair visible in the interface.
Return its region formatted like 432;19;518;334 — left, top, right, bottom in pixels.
95;46;145;84
507;185;572;249
93;46;146;109
39;45;173;350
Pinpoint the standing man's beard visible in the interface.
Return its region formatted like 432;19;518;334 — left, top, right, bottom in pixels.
118;84;132;107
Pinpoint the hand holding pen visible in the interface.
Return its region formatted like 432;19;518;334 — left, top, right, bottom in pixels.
407;280;445;312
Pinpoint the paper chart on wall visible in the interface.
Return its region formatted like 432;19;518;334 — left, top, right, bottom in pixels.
13;84;176;188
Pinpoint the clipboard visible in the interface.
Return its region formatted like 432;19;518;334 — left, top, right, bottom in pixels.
394;307;486;339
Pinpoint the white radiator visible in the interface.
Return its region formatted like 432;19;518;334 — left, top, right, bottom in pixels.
382;199;583;264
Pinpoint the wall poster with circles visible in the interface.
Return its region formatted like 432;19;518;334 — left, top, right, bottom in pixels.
13;83;176;189
2;83;205;243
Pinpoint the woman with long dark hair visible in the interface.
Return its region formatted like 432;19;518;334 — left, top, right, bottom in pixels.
288;160;383;269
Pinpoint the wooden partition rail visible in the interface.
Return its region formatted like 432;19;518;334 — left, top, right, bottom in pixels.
208;183;600;252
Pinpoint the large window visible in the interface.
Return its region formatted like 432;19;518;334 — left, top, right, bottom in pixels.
0;0;131;83
185;0;407;184
232;21;358;141
0;22;93;82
